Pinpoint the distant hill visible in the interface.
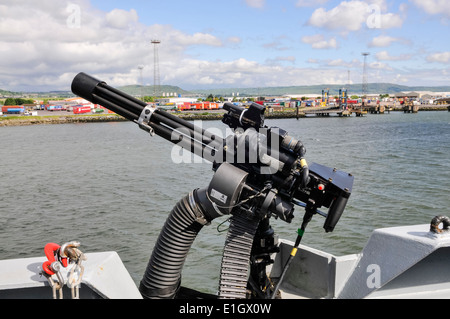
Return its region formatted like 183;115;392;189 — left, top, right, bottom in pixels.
191;83;450;96
118;85;191;97
0;88;18;97
0;85;191;99
2;82;449;99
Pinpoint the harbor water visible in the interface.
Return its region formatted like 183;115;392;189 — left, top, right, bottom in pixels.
0;111;449;295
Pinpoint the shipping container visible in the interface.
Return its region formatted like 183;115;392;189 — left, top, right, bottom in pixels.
203;102;218;110
47;105;63;111
192;103;203;110
73;106;91;114
2;105;24;114
177;102;192;111
6;108;24;114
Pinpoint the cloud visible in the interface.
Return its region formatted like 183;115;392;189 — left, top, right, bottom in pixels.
307;0;403;32
1;1;347;91
162;56;356;89
0;1;223;91
0;0;444;92
369;61;393;71
369;35;400;47
305;58;361;69
105;9;138;29
296;0;329;7
410;0;450;17
177;32;223;47
327;59;360;68
265;56;296;65
301;34;338;49
427;52;450;63
227;37;242;44
262;36;291;51
244;0;265;9
375;51;411;61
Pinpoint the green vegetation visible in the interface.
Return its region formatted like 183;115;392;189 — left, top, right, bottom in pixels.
204;94;224;102
0;88;17;96
4;97;35;105
0;115;23;121
0;113;126;126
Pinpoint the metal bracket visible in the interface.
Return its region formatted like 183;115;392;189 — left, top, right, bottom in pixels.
239;108;247;126
260;189;276;217
135;105;156;136
188;192;210;226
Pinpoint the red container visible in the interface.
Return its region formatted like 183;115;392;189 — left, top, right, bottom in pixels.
2;105;23;112
178;102;191;111
73;106;91;114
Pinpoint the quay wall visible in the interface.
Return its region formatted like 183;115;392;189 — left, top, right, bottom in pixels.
0;105;448;127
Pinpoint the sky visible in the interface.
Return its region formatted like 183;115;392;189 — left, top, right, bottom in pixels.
0;0;449;92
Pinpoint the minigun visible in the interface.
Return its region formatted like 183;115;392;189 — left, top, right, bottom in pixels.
71;72;353;299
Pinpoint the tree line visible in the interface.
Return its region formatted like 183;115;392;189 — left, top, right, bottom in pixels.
3;98;35;105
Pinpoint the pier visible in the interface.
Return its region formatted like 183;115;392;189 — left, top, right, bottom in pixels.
402;103;419;113
300;103;450;117
302;106;346;117
302;106;367;117
367;104;388;114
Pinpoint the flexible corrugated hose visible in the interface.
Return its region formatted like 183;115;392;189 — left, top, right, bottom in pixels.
139;191;210;299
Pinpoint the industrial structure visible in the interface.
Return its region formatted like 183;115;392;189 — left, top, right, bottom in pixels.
151;40;161;97
362;52;370;97
138;65;144;100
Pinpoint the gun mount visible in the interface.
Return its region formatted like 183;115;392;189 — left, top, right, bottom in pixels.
71;72;353;299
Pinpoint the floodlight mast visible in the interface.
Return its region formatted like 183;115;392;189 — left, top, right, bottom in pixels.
151;40;161;98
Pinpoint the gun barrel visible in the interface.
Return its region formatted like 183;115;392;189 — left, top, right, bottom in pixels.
71;72;145;121
71;72;223;156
